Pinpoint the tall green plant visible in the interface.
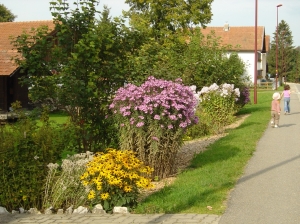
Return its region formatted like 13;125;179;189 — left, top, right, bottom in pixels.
181;29;247;89
125;0;213;36
267;20;295;82
11;1;134;152
0;3;16;22
0;104;78;211
126;28;247;90
0;109;60;211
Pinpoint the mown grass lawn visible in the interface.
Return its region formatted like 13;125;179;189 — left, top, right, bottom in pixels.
133;89;278;215
48;111;69;124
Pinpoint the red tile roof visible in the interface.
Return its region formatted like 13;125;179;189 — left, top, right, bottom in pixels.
0;21;55;76
200;26;269;52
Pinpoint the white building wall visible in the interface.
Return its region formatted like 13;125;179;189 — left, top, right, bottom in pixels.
236;52;267;84
237;52;255;83
261;53;267;79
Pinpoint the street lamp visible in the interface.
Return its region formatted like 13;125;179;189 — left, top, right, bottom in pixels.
254;0;258;104
276;4;282;90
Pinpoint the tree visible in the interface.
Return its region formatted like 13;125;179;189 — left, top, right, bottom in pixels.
126;28;247;89
180;29;247;88
124;0;213;38
0;4;16;22
12;0;137;152
123;0;245;89
289;47;300;83
267;20;294;84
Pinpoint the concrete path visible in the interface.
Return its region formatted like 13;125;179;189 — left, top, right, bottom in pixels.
219;82;300;224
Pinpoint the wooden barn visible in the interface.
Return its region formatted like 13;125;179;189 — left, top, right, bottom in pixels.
0;21;55;113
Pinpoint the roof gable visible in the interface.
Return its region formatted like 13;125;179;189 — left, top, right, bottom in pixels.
200;26;269;52
0;21;55;76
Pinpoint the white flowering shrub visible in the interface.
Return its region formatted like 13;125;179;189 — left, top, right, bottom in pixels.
186;83;241;137
42;152;94;211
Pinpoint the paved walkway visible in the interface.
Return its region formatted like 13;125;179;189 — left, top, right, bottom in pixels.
1;83;300;224
0;213;221;224
219;82;300;224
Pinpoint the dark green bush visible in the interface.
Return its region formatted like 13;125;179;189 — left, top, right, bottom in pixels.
0;104;79;211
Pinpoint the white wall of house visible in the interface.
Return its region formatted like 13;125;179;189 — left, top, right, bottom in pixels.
236;52;267;84
261;53;267;79
238;52;255;83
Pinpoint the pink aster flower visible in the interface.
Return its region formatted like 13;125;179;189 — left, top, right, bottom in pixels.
154;115;160;120
152;136;159;141
136;122;144;127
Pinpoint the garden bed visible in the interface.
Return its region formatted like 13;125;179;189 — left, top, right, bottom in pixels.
139;114;249;200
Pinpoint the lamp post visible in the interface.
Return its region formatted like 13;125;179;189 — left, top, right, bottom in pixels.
254;0;258;104
276;4;282;90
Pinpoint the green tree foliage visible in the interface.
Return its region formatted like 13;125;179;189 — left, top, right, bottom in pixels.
290;47;300;82
11;0;138;152
267;20;294;83
127;28;247;89
181;29;247;88
0;4;16;22
124;0;213;37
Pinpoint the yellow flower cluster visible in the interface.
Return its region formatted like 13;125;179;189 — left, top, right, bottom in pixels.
81;148;154;201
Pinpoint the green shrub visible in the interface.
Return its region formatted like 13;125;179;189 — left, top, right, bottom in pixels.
0;104;79;211
0;122;61;211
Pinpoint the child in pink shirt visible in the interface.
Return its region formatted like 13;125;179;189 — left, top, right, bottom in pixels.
271;92;281;128
280;84;291;114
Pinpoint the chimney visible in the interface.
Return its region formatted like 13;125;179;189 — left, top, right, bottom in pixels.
223;22;230;31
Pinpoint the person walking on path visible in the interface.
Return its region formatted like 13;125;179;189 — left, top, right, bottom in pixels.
270;92;281;128
219;82;300;224
281;84;291;114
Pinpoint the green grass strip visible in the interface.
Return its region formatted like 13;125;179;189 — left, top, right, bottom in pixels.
134;89;275;215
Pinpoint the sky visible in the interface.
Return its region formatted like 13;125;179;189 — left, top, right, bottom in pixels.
1;0;300;46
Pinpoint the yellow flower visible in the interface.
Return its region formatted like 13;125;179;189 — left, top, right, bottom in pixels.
100;192;109;200
82;148;154;203
88;190;95;200
80;172;89;180
96;184;102;191
82;180;89;186
123;185;132;192
131;173;139;179
22;195;27;201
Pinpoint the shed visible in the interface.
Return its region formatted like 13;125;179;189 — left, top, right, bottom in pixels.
0;21;55;112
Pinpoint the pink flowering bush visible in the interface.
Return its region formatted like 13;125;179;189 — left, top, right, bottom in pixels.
109;76;198;178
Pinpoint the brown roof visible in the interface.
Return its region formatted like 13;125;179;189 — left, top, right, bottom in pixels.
200;26;268;52
0;21;55;76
